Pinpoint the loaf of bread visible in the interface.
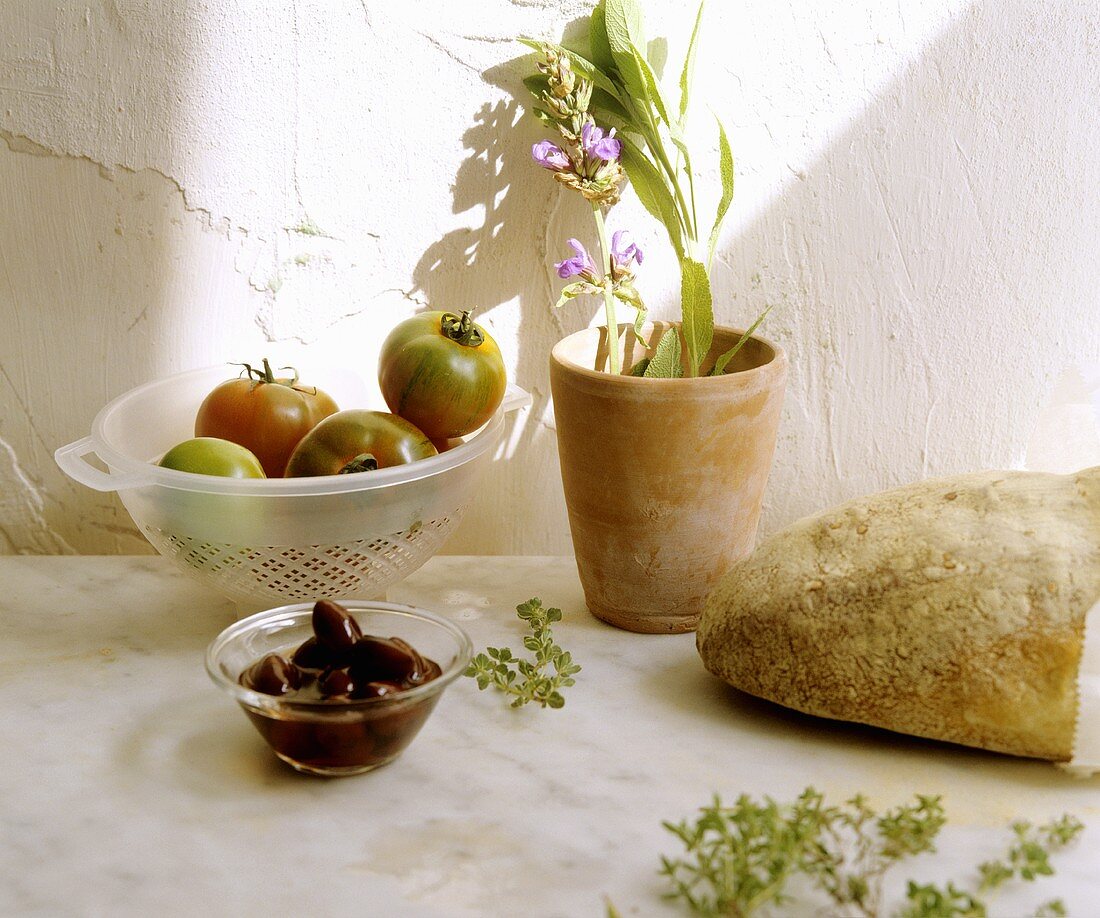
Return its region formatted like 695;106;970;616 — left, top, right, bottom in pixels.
696;467;1100;760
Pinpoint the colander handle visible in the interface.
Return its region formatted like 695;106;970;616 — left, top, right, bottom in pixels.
54;437;153;492
501;384;532;413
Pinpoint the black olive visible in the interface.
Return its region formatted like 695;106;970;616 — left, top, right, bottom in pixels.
312;600;363;655
239;653;301;696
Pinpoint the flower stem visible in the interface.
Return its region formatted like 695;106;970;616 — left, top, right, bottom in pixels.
591;203;621;375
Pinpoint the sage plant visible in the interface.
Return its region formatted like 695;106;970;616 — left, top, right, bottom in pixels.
522;0;769;378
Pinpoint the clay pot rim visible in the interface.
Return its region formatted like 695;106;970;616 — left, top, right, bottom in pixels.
550;322;788;386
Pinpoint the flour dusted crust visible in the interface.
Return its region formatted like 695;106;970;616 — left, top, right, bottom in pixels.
696;467;1100;761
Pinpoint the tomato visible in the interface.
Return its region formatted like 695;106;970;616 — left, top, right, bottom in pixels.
284;410;437;477
195;359;339;477
430;437;464;454
378;310;506;440
157;437;266;478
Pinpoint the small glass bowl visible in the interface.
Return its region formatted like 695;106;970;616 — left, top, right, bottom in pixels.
206;601;472;777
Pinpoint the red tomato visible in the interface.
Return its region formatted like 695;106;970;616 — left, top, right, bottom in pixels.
378;311;506;440
195;359;339;477
283;410;437;477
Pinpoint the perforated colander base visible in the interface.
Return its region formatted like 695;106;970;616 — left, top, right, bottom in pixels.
141;510;464;603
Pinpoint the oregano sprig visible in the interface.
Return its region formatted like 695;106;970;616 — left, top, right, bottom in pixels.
659;788;1083;918
464;598;581;709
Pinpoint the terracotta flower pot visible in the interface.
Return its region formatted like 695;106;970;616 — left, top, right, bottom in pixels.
550;322;788;633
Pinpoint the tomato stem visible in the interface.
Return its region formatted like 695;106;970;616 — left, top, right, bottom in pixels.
231;358;309;391
441;310;485;348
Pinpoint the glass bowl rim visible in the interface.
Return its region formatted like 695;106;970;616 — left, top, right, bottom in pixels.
205;600;474;711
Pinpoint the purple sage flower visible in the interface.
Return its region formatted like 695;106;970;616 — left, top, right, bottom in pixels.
610;230;643;272
532;140;571;171
555;238;599;280
581;122;621;162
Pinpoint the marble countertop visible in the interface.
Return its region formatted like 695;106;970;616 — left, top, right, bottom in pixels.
4;555;1100;917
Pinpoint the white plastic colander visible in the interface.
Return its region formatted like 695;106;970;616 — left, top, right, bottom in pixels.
55;365;528;611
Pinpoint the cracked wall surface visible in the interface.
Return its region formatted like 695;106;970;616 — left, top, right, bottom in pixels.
2;0;1098;557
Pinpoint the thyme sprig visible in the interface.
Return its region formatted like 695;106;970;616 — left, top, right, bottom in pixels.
660;788;1083;918
464;598;581;709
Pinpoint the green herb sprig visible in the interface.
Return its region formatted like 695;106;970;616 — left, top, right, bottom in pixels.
659;788;1083;918
464;598;581;709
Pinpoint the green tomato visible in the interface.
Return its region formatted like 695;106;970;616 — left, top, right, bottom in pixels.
158;437;266;478
284;410;437;477
378;310;507;440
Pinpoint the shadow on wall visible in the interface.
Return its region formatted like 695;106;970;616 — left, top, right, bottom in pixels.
414;0;1099;551
411;65;600;554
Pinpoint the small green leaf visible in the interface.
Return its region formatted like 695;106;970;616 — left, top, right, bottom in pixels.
555;282;592;310
631;304;648;345
644;327;683;378
530;108;557;128
708;115;735;266
679;258;714;378
522;73;550;102
710;305;773;376
629;357;651;376
679;2;705;126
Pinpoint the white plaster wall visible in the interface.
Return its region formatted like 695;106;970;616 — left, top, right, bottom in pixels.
1;0;1097;556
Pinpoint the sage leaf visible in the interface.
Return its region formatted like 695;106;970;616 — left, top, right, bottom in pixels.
647;37;668;78
710;305;773;376
629;43;672;127
644;327;683;378
708;115;735;267
619;134;684;259
629;357;651;376
588;0;616;75
603;0;649;108
590;87;633;127
631;42;692;175
679;2;705;126
680;258;714;378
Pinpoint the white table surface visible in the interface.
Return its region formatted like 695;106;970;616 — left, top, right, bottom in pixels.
4;555;1099;917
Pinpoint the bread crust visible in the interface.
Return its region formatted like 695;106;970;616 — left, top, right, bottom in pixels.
696;467;1100;760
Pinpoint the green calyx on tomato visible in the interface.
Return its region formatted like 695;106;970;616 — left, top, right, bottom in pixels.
195;359;339;478
378;309;507;441
284;410;437;477
439;310;486;347
157;437;266;478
